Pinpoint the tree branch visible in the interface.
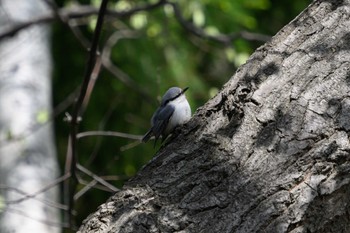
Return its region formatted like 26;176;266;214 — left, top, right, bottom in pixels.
64;0;109;228
0;0;270;44
5;207;70;229
101;30;155;104
0;0;167;41
77;130;142;140
76;164;120;193
169;1;271;44
2;173;70;209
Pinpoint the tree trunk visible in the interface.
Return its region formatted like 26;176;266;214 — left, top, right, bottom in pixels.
0;0;60;233
78;0;350;232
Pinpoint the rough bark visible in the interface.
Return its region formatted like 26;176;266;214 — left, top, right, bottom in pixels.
78;0;350;232
0;0;60;233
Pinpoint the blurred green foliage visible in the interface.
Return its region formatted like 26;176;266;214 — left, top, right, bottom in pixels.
52;0;310;227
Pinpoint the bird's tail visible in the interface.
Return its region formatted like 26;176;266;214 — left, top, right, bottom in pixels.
141;129;153;143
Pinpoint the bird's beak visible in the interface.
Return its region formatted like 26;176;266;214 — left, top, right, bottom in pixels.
182;87;189;94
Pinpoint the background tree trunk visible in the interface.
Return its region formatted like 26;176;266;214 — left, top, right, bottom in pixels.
0;0;60;232
78;0;350;232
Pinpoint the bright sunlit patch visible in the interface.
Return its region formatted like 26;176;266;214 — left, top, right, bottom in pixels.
36;110;49;124
209;87;219;98
130;12;148;29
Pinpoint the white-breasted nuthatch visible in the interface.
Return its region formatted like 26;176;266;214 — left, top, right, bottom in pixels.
142;87;191;145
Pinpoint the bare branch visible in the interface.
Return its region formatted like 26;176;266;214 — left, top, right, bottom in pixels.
0;13;53;40
0;186;68;211
101;30;155;104
77;130;142;140
81;55;102;114
0;0;167;41
76;164;120;192
120;140;143;151
60;0;167;19
77;176;117;192
2;173;70;208
4;207;70;229
43;0;92;50
74;180;97;201
65;0;109;228
169;2;271;44
1;0;270;45
74;174;128;200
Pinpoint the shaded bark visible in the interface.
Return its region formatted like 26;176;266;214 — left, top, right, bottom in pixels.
0;0;60;232
79;0;350;232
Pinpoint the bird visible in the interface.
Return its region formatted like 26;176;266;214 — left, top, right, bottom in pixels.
142;87;191;146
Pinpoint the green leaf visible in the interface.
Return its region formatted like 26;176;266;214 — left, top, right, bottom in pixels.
193;8;205;27
130;12;148;30
36;110;49;124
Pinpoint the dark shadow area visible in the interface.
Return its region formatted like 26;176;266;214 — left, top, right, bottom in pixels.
243;61;280;86
335;98;350;132
338;32;350;51
255;108;293;148
325;0;346;11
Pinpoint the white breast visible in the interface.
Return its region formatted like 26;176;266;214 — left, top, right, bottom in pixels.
165;96;191;135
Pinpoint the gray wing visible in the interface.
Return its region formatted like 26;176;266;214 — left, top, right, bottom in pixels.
152;104;174;141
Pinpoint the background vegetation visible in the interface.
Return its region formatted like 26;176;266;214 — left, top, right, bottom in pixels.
51;0;310;226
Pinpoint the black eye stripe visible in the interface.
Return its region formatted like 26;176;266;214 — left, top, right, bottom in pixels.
171;92;182;101
163;92;182;105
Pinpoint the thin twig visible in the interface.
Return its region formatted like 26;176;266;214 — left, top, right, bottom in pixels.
0;14;53;40
169;2;271;44
120;140;142;151
77;130;143;140
73;180;97;201
0;186;68;211
62;0;167;19
0;0;167;41
43;0;92;49
1;0;270;44
4;207;70;229
84;96;121;166
2;173;70;206
74;171;129;200
102;30;155;104
82;55;102;114
77;176;117;192
76;164;120;192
